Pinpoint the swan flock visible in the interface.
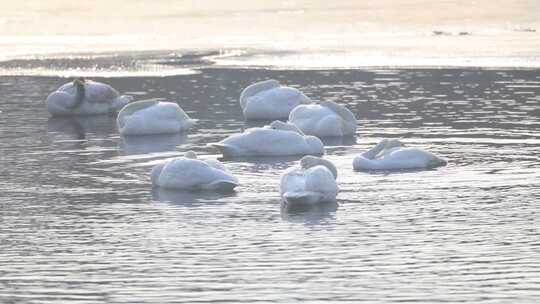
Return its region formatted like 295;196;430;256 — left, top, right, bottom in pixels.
45;78;447;205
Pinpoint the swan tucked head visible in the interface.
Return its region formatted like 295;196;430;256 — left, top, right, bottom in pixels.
318;100;357;124
184;151;197;159
239;79;280;109
69;78;87;108
385;138;406;149
269;120;304;135
151;163;165;186
73;77;86;86
300;156;338;179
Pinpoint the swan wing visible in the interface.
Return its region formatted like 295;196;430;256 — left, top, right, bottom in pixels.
239;79;280;109
84;81;119;103
304;166;338;202
210;129;303;156
157;158;238;190
243;86;310;120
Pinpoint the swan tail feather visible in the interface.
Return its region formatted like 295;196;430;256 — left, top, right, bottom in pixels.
207;143;238;158
428;157;447;168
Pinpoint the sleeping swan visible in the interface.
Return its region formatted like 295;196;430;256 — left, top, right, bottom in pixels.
289;100;357;137
239;79;311;120
353;139;447;170
151;151;239;191
208;121;324;158
117;99;194;135
280;156;338;205
46;78;132;116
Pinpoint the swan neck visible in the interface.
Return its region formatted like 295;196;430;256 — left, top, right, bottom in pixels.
362;140;387;159
70;79;85;109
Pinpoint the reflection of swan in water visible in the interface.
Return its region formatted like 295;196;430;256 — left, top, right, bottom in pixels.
280;200;338;225
353;139;447;171
319;135;356;146
46;78;132;116
47;115;117;140
119;133;187;155
152;188;237;205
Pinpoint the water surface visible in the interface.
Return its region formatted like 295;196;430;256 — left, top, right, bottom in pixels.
1;67;539;303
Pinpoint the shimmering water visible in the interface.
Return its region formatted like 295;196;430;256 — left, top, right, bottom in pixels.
1;67;540;303
2;1;540;68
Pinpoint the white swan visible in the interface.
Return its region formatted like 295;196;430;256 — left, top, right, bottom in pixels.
46;78;132;116
239;79;311;120
280;156;338;205
289;100;357;137
151;151;239;191
117;99;194;135
208;121;324;158
353;139;447;170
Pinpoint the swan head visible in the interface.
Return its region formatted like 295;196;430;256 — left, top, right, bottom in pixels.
300;156;338;179
385;138;405;149
184;151;197;159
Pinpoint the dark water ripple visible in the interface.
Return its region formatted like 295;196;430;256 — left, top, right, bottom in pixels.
0;67;539;303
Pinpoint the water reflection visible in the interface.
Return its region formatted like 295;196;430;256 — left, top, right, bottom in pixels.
320;136;356;146
119;133;188;155
280;200;339;225
47;115;116;140
219;155;303;164
152;187;237;205
2;67;540;303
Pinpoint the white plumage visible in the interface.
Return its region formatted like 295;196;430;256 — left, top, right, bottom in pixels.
280;156;338;205
208;121;324;158
353;139;447;170
289;100;357;137
46;79;132;116
239;79;311;120
151;151;239;191
117;99;194;135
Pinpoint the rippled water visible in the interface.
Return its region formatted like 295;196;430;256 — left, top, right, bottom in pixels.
1;67;540;303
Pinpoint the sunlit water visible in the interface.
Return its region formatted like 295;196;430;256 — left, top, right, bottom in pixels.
1;66;540;303
2;1;540;68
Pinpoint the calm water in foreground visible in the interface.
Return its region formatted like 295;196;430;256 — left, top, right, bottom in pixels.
1;66;539;303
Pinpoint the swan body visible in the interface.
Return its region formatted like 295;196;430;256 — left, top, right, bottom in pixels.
117;99;194;135
353;139;447;170
239;79;311;120
208;121;324;158
289;101;357;137
46;79;132;116
151;151;239;191
280;156;338;205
